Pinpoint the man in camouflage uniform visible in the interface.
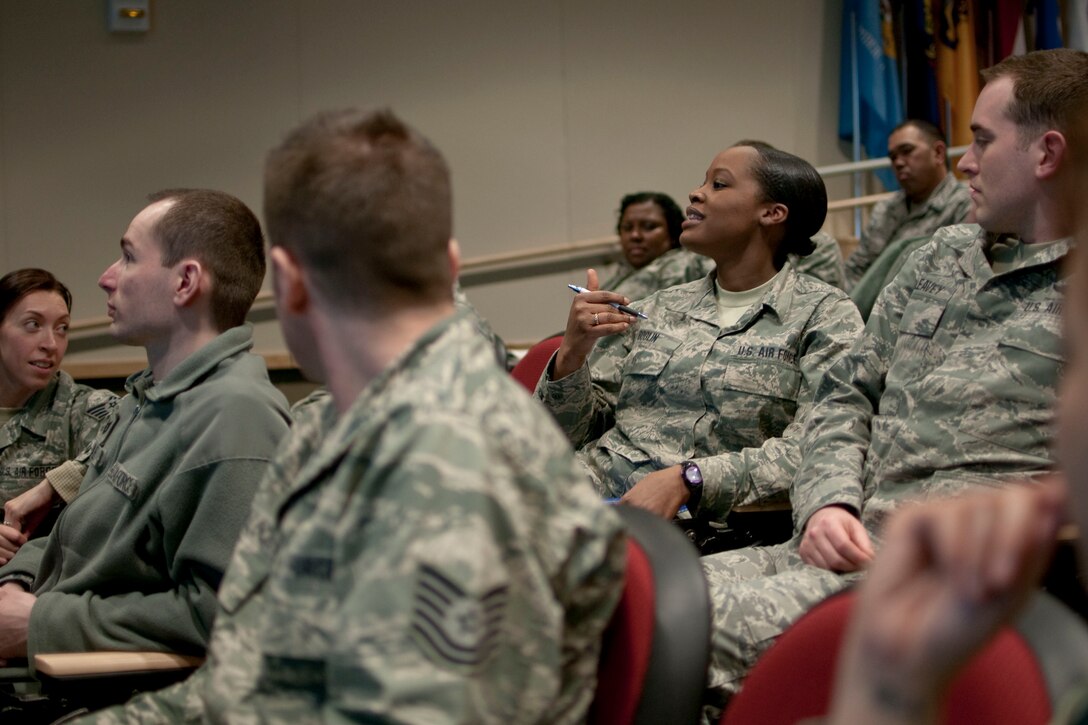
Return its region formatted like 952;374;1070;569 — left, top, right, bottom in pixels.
844;119;971;289
82;108;624;724
701;48;1087;714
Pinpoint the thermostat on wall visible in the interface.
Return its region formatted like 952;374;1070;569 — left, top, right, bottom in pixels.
108;0;150;33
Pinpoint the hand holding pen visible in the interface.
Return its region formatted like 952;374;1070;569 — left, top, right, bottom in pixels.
552;269;645;381
566;285;648;320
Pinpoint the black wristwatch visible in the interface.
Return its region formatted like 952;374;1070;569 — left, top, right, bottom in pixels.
680;460;703;512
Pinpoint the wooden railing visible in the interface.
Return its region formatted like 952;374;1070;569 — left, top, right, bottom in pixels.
63;149;968;373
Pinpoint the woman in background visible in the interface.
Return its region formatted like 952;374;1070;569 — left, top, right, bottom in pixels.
599;191;713;301
0;269;116;560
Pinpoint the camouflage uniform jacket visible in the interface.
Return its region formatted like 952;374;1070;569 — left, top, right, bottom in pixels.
599;247;715;301
0;324;292;657
793;224;1067;535
600;238;846;302
0;371;116;503
84;311;625;724
537;264;863;520
798;231;847;290
844;173;971;289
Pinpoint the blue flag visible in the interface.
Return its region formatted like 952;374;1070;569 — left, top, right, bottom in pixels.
839;0;904;190
1031;0;1063;49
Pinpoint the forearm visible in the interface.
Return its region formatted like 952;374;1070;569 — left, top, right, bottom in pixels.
535;355;615;448
29;581;219;656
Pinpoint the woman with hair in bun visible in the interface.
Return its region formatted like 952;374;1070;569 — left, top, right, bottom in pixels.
0;269;116;561
537;142;862;525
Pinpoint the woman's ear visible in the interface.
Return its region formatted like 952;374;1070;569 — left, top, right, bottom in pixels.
760;202;789;227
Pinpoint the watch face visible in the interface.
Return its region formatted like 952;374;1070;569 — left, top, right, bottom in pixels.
683;463;703;486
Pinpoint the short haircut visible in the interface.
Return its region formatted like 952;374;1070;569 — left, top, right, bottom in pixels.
145;189;265;331
616;192;684;249
891;119;945;146
0;268;72;322
263;108;453;310
731;141;827;261
982;49;1088;144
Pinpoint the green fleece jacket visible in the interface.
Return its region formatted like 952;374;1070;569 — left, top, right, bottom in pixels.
0;324;291;658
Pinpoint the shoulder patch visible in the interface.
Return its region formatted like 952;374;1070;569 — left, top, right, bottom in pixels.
410;564;508;672
85;395;119;421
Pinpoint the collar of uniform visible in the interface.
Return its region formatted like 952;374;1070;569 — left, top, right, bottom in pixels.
958;229;1071;282
283;309;467;505
126;323;255;403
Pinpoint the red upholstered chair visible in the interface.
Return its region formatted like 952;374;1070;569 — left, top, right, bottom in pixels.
721;589;1088;725
590;505;711;725
510;335;564;391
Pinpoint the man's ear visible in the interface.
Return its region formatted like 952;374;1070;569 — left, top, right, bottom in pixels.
933;140;948;165
270;246;309;315
448;238;462;282
1037;129;1068;180
173;260;205;308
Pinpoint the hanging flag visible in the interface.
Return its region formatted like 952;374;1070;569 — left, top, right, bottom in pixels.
903;0;940;125
839;0;904;189
1032;0;1064;48
1066;0;1088;50
936;0;981;147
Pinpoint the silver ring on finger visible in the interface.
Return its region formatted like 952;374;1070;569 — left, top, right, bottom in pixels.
593;312;600;326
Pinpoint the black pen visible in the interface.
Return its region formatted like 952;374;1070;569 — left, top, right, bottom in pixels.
567;284;649;319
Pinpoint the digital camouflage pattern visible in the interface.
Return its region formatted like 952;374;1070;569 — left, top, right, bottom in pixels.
83;311;625;725
701;224;1068;704
600;235;847;303
0;371;116;504
599;247;714;303
844;173;971;289
798;231;847;290
536;263;863;522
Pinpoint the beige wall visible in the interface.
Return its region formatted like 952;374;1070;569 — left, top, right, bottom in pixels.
0;0;851;366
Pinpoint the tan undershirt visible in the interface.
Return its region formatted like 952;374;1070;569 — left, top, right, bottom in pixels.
716;270;781;328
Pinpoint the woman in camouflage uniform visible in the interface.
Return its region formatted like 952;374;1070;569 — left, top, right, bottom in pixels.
0;269;115;560
537;143;863;525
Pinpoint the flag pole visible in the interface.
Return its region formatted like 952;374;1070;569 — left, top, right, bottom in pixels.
851;10;862;237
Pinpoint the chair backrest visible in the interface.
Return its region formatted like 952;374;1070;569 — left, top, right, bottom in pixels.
721;589;1088;725
589;505;711;725
510;335;564;391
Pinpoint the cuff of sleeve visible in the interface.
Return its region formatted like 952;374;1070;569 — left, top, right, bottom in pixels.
0;574;34;591
538;353;592;400
45;461;87;503
696;457;739;522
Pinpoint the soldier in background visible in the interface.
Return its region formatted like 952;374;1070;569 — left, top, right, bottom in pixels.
82;108;625;723
844;119;971;289
701;48;1088;716
0;269;116;556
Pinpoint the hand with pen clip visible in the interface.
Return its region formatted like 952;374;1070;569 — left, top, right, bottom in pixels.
553;269;645;380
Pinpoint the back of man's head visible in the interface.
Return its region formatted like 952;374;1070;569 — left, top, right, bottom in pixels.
981;48;1088;144
263;108;453;312
146;188;265;331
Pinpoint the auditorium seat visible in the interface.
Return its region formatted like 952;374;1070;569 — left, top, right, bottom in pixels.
590;505;711;725
510;334;563;391
720;589;1088;725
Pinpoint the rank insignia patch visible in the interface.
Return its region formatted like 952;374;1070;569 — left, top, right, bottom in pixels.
410;564;508;671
